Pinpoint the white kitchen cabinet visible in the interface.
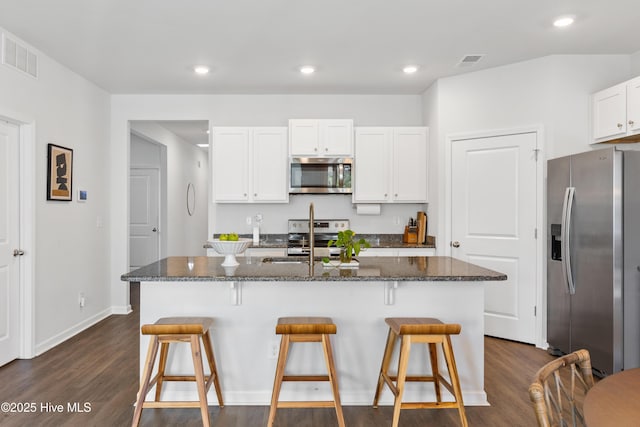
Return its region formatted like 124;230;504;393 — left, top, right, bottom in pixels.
353;127;428;203
212;127;288;203
357;248;436;257
592;76;640;143
289;119;353;156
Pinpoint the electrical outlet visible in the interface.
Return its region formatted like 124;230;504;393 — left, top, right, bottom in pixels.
268;340;280;359
246;216;252;225
393;216;400;225
79;293;85;308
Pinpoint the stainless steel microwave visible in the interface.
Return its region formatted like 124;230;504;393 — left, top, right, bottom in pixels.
289;157;352;194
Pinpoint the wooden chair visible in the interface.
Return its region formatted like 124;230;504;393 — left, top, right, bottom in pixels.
131;317;224;427
268;317;345;427
373;317;467;427
528;349;594;427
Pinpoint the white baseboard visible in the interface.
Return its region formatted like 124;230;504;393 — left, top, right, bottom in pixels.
35;308;112;356
111;304;132;315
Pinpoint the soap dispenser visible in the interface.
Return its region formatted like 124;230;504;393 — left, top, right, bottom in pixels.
253;214;263;244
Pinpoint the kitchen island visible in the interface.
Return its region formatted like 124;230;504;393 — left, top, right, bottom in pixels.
122;256;505;406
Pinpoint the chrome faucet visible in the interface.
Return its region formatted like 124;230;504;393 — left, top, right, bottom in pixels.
309;202;315;274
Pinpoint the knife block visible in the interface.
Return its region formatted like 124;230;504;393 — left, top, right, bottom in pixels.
403;226;418;243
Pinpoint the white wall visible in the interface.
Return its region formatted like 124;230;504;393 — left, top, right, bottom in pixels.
130;122;209;256
110;94;425;308
422;54;632;251
0;28;111;355
632;50;640;76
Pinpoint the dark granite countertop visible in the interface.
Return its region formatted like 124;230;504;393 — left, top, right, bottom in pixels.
121;256;506;283
203;234;436;250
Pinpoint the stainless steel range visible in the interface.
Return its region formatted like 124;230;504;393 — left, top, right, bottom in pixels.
287;219;350;256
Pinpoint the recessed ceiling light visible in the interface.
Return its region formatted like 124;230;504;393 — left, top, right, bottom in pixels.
206;129;210;134
553;16;575;27
300;66;315;75
194;66;210;75
197;144;209;148
403;65;418;74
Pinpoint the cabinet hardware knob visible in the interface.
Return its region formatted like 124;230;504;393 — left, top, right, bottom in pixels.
395;193;398;197
244;193;247;197
617;123;623;128
314;147;318;151
325;147;328;151
13;249;25;257
451;241;461;248
384;193;388;197
629;120;635;126
254;193;257;197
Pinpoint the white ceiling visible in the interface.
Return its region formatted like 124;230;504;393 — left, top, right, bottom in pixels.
1;0;640;95
155;120;209;147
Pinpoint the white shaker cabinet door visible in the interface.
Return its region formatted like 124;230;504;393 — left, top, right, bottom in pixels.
353;127;392;202
212;128;250;202
627;76;640;134
321;119;353;156
393;127;428;202
593;82;627;141
252;127;288;202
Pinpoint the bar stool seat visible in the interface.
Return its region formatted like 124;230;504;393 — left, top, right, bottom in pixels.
131;317;224;427
373;317;468;427
268;317;345;427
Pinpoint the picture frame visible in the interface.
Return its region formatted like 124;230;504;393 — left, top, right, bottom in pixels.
47;143;73;201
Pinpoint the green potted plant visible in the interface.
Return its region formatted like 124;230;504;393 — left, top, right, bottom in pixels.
325;229;371;264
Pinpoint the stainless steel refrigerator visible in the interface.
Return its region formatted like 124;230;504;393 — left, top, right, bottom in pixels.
547;147;640;374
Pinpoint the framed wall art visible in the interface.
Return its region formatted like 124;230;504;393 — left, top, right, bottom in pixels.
47;143;73;201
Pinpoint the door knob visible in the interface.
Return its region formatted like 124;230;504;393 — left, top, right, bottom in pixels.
152;227;158;232
451;241;460;248
13;249;25;257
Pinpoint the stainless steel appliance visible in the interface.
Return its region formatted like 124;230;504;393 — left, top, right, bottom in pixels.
289;157;352;194
547;147;640;374
287;218;349;256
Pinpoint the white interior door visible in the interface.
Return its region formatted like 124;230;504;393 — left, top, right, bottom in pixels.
451;132;538;343
130;168;160;270
0;121;20;366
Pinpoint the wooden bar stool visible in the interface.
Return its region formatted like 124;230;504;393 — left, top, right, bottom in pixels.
268;317;345;427
131;317;224;427
372;317;467;427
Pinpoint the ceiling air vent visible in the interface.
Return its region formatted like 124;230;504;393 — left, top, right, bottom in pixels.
2;33;38;78
456;54;485;68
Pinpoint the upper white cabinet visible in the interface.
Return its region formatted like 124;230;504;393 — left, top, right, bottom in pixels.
592;76;640;143
289;119;353;156
353;127;428;203
212;127;288;203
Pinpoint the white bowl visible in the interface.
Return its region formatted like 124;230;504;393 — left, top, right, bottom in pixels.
210;238;252;266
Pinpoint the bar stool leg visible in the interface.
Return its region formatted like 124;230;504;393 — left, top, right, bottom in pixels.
428;342;442;403
202;330;224;407
321;333;346;427
190;335;210;427
392;336;412;427
132;336;160;427
154;342;170;401
268;334;291;427
442;335;468;427
373;328;397;407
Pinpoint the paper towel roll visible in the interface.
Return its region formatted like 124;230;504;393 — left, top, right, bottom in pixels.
356;204;381;215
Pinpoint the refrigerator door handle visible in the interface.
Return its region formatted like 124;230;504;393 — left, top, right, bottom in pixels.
561;187;576;295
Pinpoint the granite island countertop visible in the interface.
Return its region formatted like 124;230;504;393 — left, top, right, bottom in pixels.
122;256;506;283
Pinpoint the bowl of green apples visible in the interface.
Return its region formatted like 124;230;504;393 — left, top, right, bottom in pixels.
210;233;251;267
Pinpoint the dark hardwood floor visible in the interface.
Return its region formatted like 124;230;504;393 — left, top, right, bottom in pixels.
0;292;555;426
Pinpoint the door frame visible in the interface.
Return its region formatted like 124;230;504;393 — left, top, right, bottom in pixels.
0;108;36;359
444;125;545;348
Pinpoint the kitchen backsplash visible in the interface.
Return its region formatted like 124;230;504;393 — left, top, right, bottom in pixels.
213;194;428;235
